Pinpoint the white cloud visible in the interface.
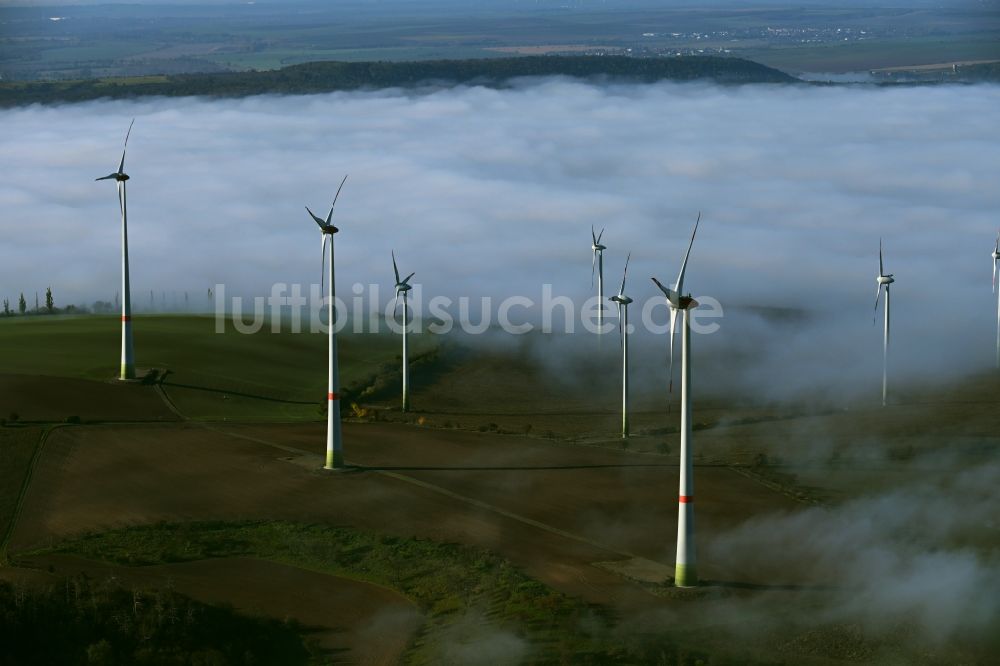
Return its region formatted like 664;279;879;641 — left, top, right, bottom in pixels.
1;80;998;394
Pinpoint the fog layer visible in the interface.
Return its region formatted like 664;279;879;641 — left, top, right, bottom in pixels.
1;80;998;396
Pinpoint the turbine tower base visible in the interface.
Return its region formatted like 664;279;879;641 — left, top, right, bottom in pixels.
323;453;344;471
674;563;698;588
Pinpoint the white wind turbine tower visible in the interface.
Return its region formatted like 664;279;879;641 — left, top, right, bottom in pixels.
874;239;895;407
609;253;633;439
592;226;607;333
651;213;701;588
992;232;1000;368
306;175;349;470
96;119;137;381
392;251;415;412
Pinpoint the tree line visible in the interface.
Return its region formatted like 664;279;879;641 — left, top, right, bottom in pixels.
3;288;57;316
0;577;316;665
0;55;797;107
1;288;219;317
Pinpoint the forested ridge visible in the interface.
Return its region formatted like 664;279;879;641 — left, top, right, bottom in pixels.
0;55;797;106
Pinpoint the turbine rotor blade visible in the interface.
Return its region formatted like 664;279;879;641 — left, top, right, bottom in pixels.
651;277;679;307
668;307;678;394
591;225;597;246
305;206;326;229
331;174;348;211
618;302;624;349
618;252;630;296
879;238;884;276
874;283;884;324
591;249;596;287
392;250;400;284
675;212;701;296
402;271;415;285
597;227;605;244
994;231;999;293
118;118;134;174
320;233;329;298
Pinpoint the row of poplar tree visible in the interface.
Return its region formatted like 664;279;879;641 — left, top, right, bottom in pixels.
2;288;54;316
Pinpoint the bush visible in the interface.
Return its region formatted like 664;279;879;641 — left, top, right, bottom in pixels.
0;577;315;665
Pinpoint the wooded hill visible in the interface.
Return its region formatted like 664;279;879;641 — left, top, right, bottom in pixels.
0;56;797;107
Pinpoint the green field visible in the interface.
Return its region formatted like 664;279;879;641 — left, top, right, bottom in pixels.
745;33;1000;73
0;314;434;421
1;314;999;664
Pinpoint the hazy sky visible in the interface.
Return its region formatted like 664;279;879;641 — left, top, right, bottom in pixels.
0;1;969;7
2;80;999;394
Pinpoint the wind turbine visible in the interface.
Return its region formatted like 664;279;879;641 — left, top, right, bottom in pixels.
392;251;415;412
992;232;1000;368
874;239;894;407
305;174;348;470
96;119;136;381
592;226;607;334
609;254;633;439
651;212;701;588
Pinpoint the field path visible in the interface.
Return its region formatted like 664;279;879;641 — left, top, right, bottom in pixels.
0;425;63;562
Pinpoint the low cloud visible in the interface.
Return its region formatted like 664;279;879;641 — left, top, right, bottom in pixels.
1;80;998;397
703;457;1000;645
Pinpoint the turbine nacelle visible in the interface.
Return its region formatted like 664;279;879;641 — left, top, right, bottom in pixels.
96;118;134;185
650;278;698;311
306;207;339;235
96;172;129;182
306;174;349;235
874;241;894;324
392;250;415;308
610;294;633;306
306;174;349;298
679;295;699;309
591;226;605;249
651;213;701;395
993;231;1000;293
591;226;607;287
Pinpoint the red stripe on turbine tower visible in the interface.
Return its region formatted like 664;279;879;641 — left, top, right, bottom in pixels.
121;315;131;322
328;392;338;401
679;495;693;503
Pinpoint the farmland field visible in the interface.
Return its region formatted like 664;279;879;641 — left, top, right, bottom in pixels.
3;3;997;81
2;315;998;663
